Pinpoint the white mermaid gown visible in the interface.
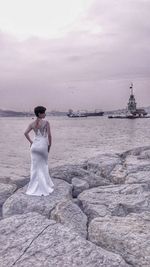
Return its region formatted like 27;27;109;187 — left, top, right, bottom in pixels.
26;121;54;196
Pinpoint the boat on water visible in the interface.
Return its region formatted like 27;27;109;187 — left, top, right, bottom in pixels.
67;109;104;118
67;109;87;118
67;113;87;118
108;114;150;119
85;110;104;117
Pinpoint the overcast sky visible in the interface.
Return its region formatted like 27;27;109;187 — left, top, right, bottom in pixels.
0;0;150;111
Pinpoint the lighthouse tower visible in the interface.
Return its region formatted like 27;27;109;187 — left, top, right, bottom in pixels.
127;83;137;114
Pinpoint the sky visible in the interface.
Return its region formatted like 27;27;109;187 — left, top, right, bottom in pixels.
0;0;150;112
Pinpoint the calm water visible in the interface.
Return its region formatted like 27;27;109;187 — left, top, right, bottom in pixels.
1;116;150;181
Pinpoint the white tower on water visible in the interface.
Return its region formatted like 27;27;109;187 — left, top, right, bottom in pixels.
127;83;137;114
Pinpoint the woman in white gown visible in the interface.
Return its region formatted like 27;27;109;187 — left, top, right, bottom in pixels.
24;106;54;196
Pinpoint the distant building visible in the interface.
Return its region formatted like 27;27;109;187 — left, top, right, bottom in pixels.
127;83;137;113
127;83;147;117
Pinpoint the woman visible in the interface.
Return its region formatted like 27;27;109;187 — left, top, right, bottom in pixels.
24;106;54;196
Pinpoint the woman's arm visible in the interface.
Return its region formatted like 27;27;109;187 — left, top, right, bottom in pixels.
24;123;33;145
47;121;52;152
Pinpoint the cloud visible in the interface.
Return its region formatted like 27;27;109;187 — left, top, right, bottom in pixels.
0;0;150;111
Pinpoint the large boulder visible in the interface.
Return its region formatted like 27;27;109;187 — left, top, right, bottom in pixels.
72;177;89;197
50;164;88;184
0;183;17;207
123;155;150;173
88;212;150;267
110;148;150;184
80;154;121;187
121;146;150;158
83;153;121;178
51;154;121;189
10;175;30;189
0;183;17;217
2;179;72;219
125;170;150;185
0;212;129;267
51;200;87;238
78;183;150;221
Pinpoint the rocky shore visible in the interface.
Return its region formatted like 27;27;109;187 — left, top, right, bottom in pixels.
0;146;150;267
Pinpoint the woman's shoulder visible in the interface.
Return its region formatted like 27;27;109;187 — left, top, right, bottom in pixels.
29;120;36;128
45;120;50;125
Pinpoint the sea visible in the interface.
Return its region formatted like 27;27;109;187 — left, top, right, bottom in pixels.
1;115;150;181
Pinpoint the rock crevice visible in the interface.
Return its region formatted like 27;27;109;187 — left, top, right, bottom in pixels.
11;223;51;266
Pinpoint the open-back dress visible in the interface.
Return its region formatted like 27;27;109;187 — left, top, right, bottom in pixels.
26;120;54;196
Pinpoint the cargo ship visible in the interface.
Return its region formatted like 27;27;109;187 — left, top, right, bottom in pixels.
67;109;104;118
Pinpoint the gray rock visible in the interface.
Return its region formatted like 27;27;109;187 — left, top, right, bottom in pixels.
0;177;12;184
72;177;89;197
137;149;150;160
84;153;121;178
50;164;88;183
124;155;150;173
0;212;129;267
51;200;88;238
110;164;127;184
1;146;150;267
125;170;150;185
88;212;150;267
110;150;150;185
0;175;29;191
78;183;150;221
0;183;17;214
78;154;121;188
0;184;17;220
51;155;120;189
83;173;112;188
10;175;30;188
2;179;72;219
121;146;150;158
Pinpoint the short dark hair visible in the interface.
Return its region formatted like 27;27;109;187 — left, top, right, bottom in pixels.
34;106;46;117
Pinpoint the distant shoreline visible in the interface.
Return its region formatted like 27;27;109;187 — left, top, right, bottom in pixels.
1;106;150;117
0;109;67;117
